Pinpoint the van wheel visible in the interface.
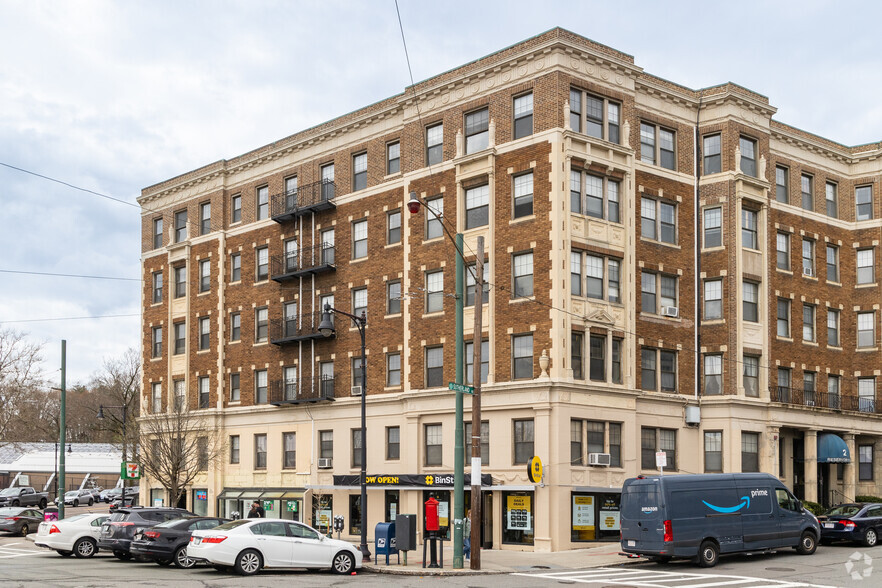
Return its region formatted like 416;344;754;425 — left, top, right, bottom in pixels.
698;540;719;568
863;528;878;547
796;531;817;555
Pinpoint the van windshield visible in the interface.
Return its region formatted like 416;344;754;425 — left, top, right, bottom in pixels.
622;480;661;520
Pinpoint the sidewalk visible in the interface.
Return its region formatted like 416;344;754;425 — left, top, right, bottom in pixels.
363;541;646;575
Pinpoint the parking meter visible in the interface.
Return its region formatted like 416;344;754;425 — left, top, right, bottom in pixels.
333;514;345;539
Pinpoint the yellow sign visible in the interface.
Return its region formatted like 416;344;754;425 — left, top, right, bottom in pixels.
506;495;532;530
527;456;543;483
572;496;595;530
425;475;434;485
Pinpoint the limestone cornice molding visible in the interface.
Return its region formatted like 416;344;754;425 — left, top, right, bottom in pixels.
634;76;700;110
771;126;853;165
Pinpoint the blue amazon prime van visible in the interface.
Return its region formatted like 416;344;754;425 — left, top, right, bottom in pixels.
620;473;820;567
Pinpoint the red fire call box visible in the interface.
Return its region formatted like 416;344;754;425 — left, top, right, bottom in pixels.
424;496;439;532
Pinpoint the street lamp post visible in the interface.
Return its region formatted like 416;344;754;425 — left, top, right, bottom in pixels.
97;405;128;509
318;303;371;563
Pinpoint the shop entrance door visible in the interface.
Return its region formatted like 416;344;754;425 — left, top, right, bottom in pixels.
464;490;493;548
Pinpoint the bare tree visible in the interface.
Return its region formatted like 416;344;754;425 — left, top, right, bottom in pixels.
0;327;45;440
91;348;141;460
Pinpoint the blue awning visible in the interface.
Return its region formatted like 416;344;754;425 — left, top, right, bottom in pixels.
818;434;851;463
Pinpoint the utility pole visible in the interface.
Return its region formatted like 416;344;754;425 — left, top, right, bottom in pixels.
58;340;67;519
470;237;484;570
452;232;465;570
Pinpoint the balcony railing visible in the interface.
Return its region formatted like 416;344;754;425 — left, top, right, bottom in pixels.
270;179;336;222
269;311;332;345
772;387;879;413
270;243;336;282
269;376;336;406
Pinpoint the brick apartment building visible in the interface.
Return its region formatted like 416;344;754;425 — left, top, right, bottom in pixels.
138;27;882;551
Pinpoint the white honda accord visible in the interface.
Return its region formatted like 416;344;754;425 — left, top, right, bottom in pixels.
34;513;109;558
188;518;362;576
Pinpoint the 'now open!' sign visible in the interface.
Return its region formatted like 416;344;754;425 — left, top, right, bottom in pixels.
121;462;141;480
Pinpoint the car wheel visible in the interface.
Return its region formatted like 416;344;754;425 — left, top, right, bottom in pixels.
11;500;19;507
39;499;47;509
74;537;97;558
174;545;196;569
796;531;817;555
156;559;172;567
19;524;29;537
234;549;262;576
73;500;79;508
113;550;132;561
88;499;94;506
332;551;355;574
698;540;719;568
863;528;879;547
57;550;74;557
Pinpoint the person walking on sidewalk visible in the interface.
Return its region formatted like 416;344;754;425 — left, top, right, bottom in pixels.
463;512;472;559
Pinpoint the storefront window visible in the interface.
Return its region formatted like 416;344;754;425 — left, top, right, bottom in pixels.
312;494;333;534
192;489;208;516
571;492;620;542
503;491;534;545
350;495;362;535
385;490;400;522
281;498;301;521
422;490;451;539
150;488;165;508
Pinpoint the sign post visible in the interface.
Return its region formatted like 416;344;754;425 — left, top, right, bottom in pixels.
656;451;667;475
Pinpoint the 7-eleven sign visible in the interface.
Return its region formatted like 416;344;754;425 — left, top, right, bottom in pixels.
121;462;141;480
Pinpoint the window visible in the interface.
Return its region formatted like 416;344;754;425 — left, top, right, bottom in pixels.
743;281;759;322
589;334;606;381
320;430;333;460
570;89;620;143
741;208;758;249
704;354;722;395
386;280;401;315
351;357;364;388
152;271;163;304
827;309;840;347
230;373;240;402
151;327;162;357
425;424;442;466
826;182;838;217
284;176;297;210
570;251;583;296
282;432;296;469
425;196;442;239
859;378;876;413
283;239;298;272
255;307;268;342
387;210;401;244
512;334;533;380
256;246;268;281
828;375;840;408
198;317;210;350
803;371;816;405
198;376;209;409
230;435;240;464
426;123;443;165
174;209;187;243
569;421;583;465
254;369;267;404
802;239;815;276
465;108;489;153
254;434;267;469
642;427;677;470
857;249;874;284
857;185;873;220
858;312;875;348
570;170;620;221
352;429;363;467
641;198;676;244
777;367;791;400
425;346;443;388
774;232;790;270
703;134;721;175
513;93;533;139
612;338;622;384
513;419;534;464
571;332;583;380
743;355;759;397
641;348;676;392
230;312;240;342
466;262;490;306
230;253;241;282
465;340;489;385
386;352;401;387
826;245;839;282
859;445;874;480
777;298;790;338
386;141;400;175
352;219;367;259
513;173;533;218
641;271;677;315
151;218;164;251
256;186;269;220
641;123;676;170
321;228;335;265
321;163;335;200
465;184;489;229
741;432;759;472
231;194;241;223
282;366;297;399
775;166;789;203
571;251;621;303
151;382;161;413
803;304;815;342
464;421;490;465
352;287;367;319
801;174;813;211
198;260;209;293
173;379;185;410
513;252;533;297
426;270;443;313
704;432;722;472
569;170;582;213
386;427;400;460
703;207;721;248
200;202;211;235
352;152;367;191
174;322;186;355
172;266;185;298
739;136;756;177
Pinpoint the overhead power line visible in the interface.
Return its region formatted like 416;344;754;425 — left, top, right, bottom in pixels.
0;269;141;282
0;313;139;325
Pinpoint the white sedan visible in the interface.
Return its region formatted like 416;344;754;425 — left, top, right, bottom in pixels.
35;513;109;557
188;518;362;576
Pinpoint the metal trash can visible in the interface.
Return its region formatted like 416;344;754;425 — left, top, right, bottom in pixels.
44;505;59;521
374;522;399;565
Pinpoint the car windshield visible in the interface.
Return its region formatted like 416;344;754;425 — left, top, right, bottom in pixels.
0;507;24;516
65;491;79;497
213;519;252;531
0;489;20;497
824;504;863;517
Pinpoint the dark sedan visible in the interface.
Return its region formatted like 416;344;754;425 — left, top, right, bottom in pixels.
0;507;44;536
818;503;882;546
130;516;228;568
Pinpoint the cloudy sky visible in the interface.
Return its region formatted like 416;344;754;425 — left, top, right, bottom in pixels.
1;0;880;385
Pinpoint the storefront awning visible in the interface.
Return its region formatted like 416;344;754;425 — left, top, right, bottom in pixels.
818;433;851;463
217;490;243;500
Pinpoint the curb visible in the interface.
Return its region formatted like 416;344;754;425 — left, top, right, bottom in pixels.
362;564;507;575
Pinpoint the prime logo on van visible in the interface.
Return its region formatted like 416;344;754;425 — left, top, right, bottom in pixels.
702;489;768;513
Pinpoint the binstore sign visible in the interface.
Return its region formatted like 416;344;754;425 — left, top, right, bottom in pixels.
333;473;492;488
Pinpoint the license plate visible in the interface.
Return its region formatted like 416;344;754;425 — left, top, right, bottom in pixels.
627;540;636;547
193;537;202;545
824;523;834;529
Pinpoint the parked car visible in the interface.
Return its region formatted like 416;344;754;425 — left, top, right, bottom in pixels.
818;503;882;546
0;506;44;536
131;517;229;568
34;512;109;557
109;494;140;512
188;518;362;576
0;487;49;509
98;507;193;560
620;473;820;567
100;488;122;503
62;489;96;507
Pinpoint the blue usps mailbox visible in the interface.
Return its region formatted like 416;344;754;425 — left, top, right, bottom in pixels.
374;521;399;565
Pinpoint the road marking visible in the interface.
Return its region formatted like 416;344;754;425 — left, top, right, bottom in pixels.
512;567;838;588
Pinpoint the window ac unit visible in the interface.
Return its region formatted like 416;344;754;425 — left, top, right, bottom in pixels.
350;386;362;396
803;267;814;277
317;458;333;469
661;306;679;318
588;452;611;466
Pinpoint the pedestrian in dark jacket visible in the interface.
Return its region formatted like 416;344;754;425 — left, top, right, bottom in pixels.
247;501;265;518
